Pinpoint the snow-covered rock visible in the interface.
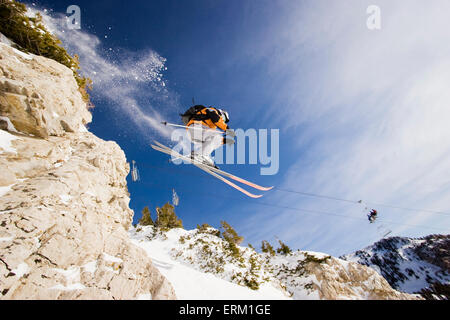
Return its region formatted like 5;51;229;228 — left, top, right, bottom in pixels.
0;37;175;300
130;225;418;300
341;235;450;299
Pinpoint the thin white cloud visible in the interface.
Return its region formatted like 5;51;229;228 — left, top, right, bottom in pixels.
238;0;450;255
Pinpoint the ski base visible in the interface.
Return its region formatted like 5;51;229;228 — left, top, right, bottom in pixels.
150;141;273;198
152;141;273;191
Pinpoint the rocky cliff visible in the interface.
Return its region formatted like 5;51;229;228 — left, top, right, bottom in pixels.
0;38;176;299
341;234;450;299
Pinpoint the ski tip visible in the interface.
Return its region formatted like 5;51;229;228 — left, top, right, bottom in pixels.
151;141;164;149
246;193;264;199
261;186;274;192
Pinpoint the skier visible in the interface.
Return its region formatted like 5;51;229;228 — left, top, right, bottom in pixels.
152;104;272;198
180;105;234;168
368;209;378;223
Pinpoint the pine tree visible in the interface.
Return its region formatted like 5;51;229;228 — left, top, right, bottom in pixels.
197;223;212;232
138;206;154;226
196;223;221;237
155;202;183;231
261;240;276;256
276;240;292;255
220;221;244;245
219;221;243;259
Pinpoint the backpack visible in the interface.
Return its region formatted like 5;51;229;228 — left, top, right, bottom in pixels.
180;105;208;125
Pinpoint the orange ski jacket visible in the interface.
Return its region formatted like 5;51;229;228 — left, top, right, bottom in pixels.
187;107;229;132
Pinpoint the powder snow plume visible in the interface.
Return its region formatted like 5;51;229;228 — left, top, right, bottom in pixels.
27;4;176;139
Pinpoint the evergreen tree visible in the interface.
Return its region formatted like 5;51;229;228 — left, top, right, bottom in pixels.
261;240;276;256
197;223;212;232
197;223;221;237
276;240;292;255
220;221;244;245
138;206;154;226
155;202;183;231
219;221;243;259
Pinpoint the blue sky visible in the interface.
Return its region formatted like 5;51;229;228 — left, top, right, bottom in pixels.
30;0;450;256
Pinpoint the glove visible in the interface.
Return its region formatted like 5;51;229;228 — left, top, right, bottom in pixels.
224;138;235;145
226;129;236;138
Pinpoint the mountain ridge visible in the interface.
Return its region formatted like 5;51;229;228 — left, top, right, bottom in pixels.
130;224;419;300
341;234;449;299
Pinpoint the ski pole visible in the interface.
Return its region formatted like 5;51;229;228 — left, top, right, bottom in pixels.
161;121;235;137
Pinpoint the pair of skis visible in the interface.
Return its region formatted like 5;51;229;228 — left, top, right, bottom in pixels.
150;140;273;198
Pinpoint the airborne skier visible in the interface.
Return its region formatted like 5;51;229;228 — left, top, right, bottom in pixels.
152;104;273;198
180;105;233;168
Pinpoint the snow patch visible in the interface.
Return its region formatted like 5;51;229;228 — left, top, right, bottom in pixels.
51;266;85;291
137;293;152;300
82;261;97;274
53;266;80;280
79;124;89;133
0;209;14;215
0;185;14;198
84;191;96;197
36;205;54;212
304;251;331;260
103;253;123;263
0;117;18;133
102;253;122;274
3;43;34;61
59;194;72;204
0;33;13;46
34;237;41;248
0;129;20;154
50;283;85;291
12;263;30;278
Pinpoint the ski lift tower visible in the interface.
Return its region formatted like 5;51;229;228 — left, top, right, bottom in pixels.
131;160;140;182
172;188;179;206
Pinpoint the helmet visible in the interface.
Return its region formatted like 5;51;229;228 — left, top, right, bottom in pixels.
217;108;229;123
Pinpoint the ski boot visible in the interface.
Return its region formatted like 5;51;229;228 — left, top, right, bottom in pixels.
191;152;220;169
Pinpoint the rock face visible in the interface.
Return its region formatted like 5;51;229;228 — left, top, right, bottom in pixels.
267;252;416;300
0;42;91;139
0;40;176;299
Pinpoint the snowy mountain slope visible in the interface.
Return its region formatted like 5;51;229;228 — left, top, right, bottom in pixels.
129;226;290;300
341;234;450;298
130;225;417;300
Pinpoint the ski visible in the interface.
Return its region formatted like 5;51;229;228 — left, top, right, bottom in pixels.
151;144;263;198
198;165;264;199
161;121;236;137
152;140;273;191
150;142;266;198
